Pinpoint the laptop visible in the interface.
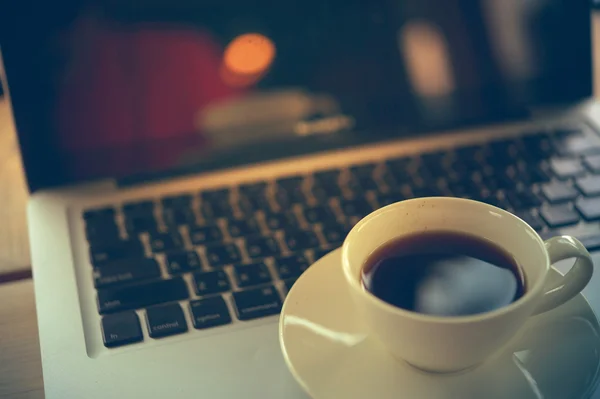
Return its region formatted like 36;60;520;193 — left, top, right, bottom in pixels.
2;0;600;397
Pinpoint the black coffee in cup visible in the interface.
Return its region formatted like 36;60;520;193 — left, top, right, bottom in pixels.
361;231;526;317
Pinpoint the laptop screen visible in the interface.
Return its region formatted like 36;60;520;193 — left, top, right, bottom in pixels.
0;0;592;191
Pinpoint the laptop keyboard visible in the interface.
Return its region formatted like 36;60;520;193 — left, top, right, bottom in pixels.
84;126;600;348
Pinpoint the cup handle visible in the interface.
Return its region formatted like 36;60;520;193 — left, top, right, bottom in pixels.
532;236;594;316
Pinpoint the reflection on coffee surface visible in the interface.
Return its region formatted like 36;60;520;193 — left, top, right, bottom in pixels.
361;231;525;316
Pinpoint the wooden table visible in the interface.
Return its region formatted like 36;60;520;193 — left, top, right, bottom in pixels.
0;93;41;397
2;13;600;399
0;280;43;398
0;99;29;279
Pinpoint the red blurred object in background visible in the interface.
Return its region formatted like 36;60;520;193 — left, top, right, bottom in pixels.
56;17;245;176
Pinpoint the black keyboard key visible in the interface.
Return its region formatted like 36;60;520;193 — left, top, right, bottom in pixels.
576;176;600;197
149;232;185;253
274;187;307;207
189;297;232;329
201;188;231;202
311;183;342;202
162;207;197;226
313;169;341;184
189;225;223;245
321;223;350;245
513;210;544;231
234;262;272;287
348;164;378;191
90;239;145;265
85;221;121;244
238;193;272;214
549;158;586;179
347;174;380;193
408;165;434;187
488;138;520;156
227;218;260;238
339;198;374;218
161;194;193;209
285;230;320;251
101;311;143;348
541;182;578;203
386;156;412;172
276;176;304;189
350;163;377;175
145;303;188;338
239;182;268;195
124;213;158;234
303;205;336;224
539;205;580;228
232;285;282;321
264;211;298;231
84;207;116;220
584;154;600;173
575;197;600;221
380;169;401;189
522;133;553;159
93;258;161;288
97;277;189;314
201;200;236;219
192;270;230;296
123;200;155;214
481;172;513;191
275;255;310;279
505;189;542;210
205;243;242;267
200;188;233;215
421;151;448;173
487;155;519;172
84;210;117;225
450;156;482;175
523;163;551;183
166;251;203;274
245;236;281;259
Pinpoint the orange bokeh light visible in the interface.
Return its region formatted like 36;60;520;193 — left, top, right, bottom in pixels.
221;33;275;88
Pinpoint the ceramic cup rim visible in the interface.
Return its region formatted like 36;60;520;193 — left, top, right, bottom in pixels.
341;197;550;325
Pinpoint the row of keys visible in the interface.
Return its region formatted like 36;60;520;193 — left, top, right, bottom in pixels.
94;250;315;292
88;186;600;273
89;226;326;267
86;204;347;255
85;164;600;252
87;176;368;234
88;181;600;271
101;284;287;348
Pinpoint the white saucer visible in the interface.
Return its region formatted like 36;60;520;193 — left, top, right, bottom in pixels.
279;249;600;399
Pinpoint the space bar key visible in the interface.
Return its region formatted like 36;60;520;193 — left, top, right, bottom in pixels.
97;277;189;314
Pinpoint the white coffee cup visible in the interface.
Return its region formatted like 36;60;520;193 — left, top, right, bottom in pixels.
341;197;594;373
